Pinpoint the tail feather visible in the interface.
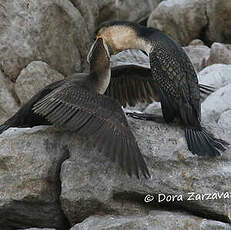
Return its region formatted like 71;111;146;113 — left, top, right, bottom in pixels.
185;127;229;156
0;124;10;135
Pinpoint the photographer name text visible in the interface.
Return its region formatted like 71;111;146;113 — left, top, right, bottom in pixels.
144;191;231;203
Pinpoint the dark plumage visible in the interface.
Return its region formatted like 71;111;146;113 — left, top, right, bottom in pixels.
107;49;215;107
0;38;150;179
95;20;229;156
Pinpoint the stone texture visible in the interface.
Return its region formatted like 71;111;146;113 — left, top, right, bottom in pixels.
0;126;69;230
70;212;231;230
147;0;231;46
206;0;231;45
0;0;90;81
147;0;207;46
207;43;231;66
70;0;163;35
15;61;64;104
183;44;210;72
60;117;231;225
198;64;231;90
201;84;231;124
0;69;19;124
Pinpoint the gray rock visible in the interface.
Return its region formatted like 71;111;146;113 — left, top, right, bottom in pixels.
0;126;69;229
201;84;231;124
183;44;210;72
147;0;207;45
70;212;231;230
0;69;19;123
147;0;231;46
71;0;163;35
218;110;231;138
207;43;231;66
15;61;64;104
0;0;90;80
60;115;231;225
198;64;231;89
206;0;231;45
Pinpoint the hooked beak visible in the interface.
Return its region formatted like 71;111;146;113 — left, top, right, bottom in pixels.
87;36;110;63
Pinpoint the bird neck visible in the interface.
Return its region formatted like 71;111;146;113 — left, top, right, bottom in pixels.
98;25;153;55
90;68;111;94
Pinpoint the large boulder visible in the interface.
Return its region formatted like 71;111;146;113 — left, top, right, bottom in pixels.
207;43;231;66
0;0;90;81
0;127;69;229
70;0;164;35
198;64;231;89
0;70;19;123
70;212;231;230
148;0;231;46
15;61;64;104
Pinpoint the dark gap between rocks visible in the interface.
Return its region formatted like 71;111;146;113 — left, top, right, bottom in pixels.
55;145;71;230
113;191;231;224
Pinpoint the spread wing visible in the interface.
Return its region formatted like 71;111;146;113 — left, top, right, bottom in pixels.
32;84;150;178
149;32;201;126
105;50;214;107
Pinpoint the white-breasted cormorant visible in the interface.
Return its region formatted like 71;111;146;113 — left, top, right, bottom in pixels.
0;38;150;179
109;49;215;107
95;21;229;156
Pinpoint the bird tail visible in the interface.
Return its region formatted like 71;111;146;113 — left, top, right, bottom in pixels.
0;123;10;135
185;127;229;156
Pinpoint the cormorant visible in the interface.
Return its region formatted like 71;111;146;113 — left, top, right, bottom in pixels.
109;49;215;107
0;38;150;179
95;21;229;156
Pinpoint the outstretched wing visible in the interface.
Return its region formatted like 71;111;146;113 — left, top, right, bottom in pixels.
33;84;150;178
105;65;159;107
106;50;214;108
149;31;201;126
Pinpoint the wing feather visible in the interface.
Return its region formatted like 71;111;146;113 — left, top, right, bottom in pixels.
33;84;149;178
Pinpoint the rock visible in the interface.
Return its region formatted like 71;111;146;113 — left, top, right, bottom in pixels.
0;126;69;229
147;0;207;45
147;0;231;46
198;64;231;89
183;44;210;72
207;43;231;66
70;212;231;230
189;39;205;46
206;0;231;45
0;0;90;80
201;83;231;124
15;61;64;104
218;110;231;138
60;115;231;225
0;70;19;123
71;0;163;35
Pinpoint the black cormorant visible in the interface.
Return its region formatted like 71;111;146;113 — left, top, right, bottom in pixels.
95;21;229;156
109;49;215;107
0;38;150;179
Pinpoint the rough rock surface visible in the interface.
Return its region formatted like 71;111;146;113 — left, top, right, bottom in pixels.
0;69;19;123
70;212;231;230
183;44;210;72
198;64;231;89
0;0;89;80
70;0;163;34
148;0;231;46
0;127;69;230
15;61;64;104
207;43;231;66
